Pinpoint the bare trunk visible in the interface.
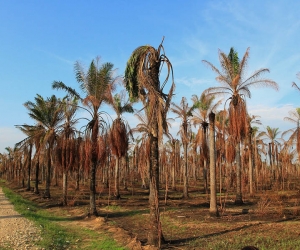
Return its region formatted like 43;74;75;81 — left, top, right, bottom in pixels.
75;166;80;191
34;159;40;194
89;161;97;215
123;156;128;191
62;171;68;206
26;144;33;191
43;145;52;199
89;118;99;216
209;112;219;216
235;142;243;205
248;129;254;195
183;142;189;198
114;156;120;199
148;126;163;247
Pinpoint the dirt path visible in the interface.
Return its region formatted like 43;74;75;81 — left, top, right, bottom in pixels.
0;187;42;250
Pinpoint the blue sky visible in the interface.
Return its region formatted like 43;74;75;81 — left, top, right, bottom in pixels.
1;0;300;153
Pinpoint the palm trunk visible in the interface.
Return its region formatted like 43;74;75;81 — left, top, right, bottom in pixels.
44;144;52;199
62;170;68;206
202;123;209;194
209;112;219;216
89;118;99;216
235;142;243;205
183;141;189;198
183;121;189;199
26;144;33;191
148;123;163;247
89;161;97;215
123;156;128;191
115;156;120;199
254;137;258;191
75;166;80;191
171;141;176;191
248;129;254;195
34;159;40;194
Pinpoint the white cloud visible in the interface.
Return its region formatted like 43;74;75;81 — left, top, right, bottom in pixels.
248;104;296;132
175;77;212;88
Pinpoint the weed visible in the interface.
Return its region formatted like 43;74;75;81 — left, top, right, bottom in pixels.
256;195;271;215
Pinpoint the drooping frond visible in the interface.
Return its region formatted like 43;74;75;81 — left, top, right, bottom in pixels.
125;46;152;101
125;38;175;142
228;95;248;142
109;118;129;158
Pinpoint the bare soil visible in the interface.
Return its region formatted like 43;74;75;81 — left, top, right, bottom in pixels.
4;180;300;250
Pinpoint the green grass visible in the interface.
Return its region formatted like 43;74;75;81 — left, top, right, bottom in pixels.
0;182;128;250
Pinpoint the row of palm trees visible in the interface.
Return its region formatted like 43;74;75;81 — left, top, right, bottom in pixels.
1;41;300;248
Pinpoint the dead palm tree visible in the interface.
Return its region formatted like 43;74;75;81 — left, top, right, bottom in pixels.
53;57;118;215
165;134;180;191
109;92;134;199
124;38;175;247
247;115;262;195
261;126;282;183
131;112;151;189
203;47;278;205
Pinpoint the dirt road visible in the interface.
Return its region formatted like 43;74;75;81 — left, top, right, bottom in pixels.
0;187;42;249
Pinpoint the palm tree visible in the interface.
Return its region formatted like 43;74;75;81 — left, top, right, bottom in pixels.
283;108;300;160
15;124;45;193
53;57;118;215
54;97;79;205
4;147;14;181
109;92;134;199
15;126;33;191
191;92;221;193
24;94;65;198
203;47;278;205
247;115;261;195
164;134;180;191
262;126;282;182
124;38;175;247
132;112;151;189
171;97;195;198
252;128;268;190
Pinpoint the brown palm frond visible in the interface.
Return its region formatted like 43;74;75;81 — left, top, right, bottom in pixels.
228;95;248;142
203;87;234;100
226;137;236;164
241;77;278;92
109;119;129;158
97;134;107;163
